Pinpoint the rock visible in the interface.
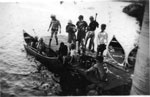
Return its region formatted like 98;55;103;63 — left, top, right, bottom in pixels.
86;84;97;91
87;90;98;96
41;83;50;90
47;92;53;96
123;3;145;26
0;79;10;88
1;92;16;97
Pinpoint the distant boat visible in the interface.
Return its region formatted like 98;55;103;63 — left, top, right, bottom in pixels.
107;35;125;65
23;30;63;73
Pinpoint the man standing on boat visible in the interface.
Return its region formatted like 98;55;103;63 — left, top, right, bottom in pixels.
96;24;108;57
47;14;61;47
85;15;99;52
76;15;88;53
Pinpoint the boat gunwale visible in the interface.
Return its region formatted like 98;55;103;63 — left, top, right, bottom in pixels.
24;44;58;60
107;36;126;65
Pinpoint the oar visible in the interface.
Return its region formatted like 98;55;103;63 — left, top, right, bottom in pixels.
95;13;98;21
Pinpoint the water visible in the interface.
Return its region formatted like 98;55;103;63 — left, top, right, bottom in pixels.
0;1;140;96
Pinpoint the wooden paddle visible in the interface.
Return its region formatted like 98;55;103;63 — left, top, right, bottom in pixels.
95;13;98;21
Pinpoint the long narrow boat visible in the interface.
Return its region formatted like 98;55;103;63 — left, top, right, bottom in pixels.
127;46;138;68
23;30;63;73
107;35;125;66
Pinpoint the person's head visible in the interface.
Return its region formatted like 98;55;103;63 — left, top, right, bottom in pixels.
96;56;104;63
60;42;64;47
35;36;38;41
101;24;106;31
39;38;43;43
70;43;76;50
51;14;56;20
78;15;83;21
68;20;72;24
89;16;94;22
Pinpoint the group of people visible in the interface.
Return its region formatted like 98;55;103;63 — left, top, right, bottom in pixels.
47;14;108;57
26;14;109;89
47;14;108;82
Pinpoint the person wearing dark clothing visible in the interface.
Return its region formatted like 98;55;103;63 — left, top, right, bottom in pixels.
31;36;38;48
58;42;68;56
58;42;68;63
76;15;88;52
66;20;77;45
37;38;46;55
88;16;99;31
85;16;99;52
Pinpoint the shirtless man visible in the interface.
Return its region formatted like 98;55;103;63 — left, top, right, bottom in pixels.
47;14;61;47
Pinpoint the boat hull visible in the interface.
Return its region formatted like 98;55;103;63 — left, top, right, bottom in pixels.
23;30;63;73
24;45;63;73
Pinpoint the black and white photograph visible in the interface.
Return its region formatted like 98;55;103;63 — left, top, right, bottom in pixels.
0;0;149;96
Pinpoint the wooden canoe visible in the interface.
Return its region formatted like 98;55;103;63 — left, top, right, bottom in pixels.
107;35;125;65
23;30;63;73
127;46;138;68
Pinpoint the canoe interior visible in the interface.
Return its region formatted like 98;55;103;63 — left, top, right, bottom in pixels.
24;45;63;73
108;36;125;64
23;30;62;73
127;46;138;67
23;30;35;44
23;30;57;57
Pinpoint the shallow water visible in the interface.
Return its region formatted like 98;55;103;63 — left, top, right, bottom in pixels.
0;1;139;96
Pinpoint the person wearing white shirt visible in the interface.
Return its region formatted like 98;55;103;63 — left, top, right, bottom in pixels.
96;24;108;57
69;43;78;64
